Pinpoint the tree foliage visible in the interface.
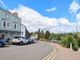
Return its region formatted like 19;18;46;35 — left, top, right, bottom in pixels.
45;31;50;40
40;30;45;38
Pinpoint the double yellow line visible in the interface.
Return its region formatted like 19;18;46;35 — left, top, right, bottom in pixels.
43;44;57;60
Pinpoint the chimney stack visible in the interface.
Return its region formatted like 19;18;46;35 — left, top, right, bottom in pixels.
12;12;18;16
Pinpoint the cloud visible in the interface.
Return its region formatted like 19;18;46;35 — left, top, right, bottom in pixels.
57;17;76;33
69;0;80;15
10;5;76;33
10;5;58;32
0;0;7;9
46;7;56;12
59;18;71;26
76;13;80;26
76;13;80;21
69;0;80;31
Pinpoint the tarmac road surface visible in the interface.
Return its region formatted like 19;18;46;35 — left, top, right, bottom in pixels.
0;42;53;60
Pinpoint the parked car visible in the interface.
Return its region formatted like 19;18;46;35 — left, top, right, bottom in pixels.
0;39;6;47
11;37;29;45
0;34;6;47
6;38;10;43
27;37;36;44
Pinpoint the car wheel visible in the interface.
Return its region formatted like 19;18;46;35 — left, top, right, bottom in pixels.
2;44;5;47
31;40;34;44
28;41;31;44
19;41;23;45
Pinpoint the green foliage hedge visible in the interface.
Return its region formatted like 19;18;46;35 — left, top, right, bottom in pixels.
61;35;78;51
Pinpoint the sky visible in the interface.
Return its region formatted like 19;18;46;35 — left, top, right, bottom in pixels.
0;0;80;33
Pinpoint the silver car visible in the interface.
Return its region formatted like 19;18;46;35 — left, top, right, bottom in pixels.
27;37;36;44
11;37;29;45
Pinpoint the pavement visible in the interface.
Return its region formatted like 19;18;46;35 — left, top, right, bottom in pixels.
0;42;53;60
52;43;80;60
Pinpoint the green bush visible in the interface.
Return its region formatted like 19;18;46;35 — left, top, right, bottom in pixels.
76;35;80;47
72;39;78;51
61;35;78;51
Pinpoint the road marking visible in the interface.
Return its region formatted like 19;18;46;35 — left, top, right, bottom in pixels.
51;51;57;60
42;43;57;60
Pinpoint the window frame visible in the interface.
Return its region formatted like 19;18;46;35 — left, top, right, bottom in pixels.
14;23;17;29
2;20;10;28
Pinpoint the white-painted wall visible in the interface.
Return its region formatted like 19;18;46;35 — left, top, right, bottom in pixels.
21;25;26;37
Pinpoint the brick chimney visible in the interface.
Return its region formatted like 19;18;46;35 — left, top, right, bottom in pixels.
12;12;18;16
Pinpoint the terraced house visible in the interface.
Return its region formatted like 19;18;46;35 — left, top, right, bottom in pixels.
0;7;21;40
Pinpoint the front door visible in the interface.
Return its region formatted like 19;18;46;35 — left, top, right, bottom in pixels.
0;33;5;39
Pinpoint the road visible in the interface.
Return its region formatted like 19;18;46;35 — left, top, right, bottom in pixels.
0;42;53;60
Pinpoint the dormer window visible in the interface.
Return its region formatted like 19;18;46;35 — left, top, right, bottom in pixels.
2;18;6;20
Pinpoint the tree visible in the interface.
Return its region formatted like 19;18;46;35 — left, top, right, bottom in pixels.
40;30;45;38
45;31;50;40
